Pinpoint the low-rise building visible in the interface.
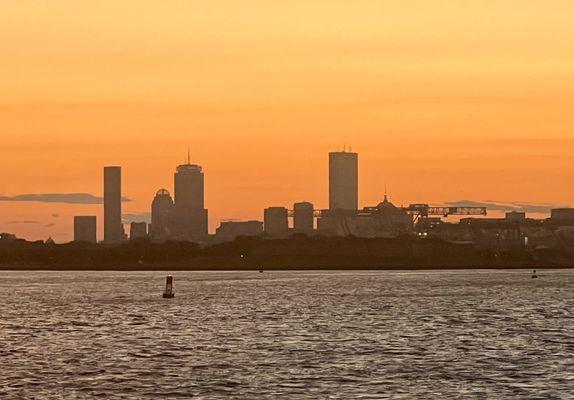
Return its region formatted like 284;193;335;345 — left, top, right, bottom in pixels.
130;222;148;240
317;195;412;238
264;207;289;238
215;220;263;243
74;216;97;243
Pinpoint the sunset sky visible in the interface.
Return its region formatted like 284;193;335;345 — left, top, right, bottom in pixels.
2;1;574;242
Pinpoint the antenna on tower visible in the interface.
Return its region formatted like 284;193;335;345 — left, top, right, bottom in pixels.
187;148;190;164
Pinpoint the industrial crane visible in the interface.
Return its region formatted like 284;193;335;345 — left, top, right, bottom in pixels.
404;204;487;225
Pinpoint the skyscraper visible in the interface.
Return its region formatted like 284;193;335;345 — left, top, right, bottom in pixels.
150;188;174;241
175;164;204;210
171;154;208;242
329;151;358;211
104;166;122;243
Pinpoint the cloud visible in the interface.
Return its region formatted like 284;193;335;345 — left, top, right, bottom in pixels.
444;200;569;214
6;220;40;224
122;212;151;224
0;193;131;204
508;202;564;214
43;223;56;228
52;213;60;218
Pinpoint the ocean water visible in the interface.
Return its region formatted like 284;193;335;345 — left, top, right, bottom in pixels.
0;269;572;399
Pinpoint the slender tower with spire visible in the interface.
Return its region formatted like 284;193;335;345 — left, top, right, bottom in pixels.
171;151;208;242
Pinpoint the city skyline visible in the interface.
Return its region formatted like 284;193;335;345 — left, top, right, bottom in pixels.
2;1;574;241
1;148;570;243
3;3;573;398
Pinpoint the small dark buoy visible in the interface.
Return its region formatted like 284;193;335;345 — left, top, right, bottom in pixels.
163;274;175;298
531;269;538;279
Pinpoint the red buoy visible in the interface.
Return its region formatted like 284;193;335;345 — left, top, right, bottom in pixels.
163;274;175;298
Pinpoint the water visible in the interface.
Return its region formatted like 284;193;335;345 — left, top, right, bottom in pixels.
0;270;572;399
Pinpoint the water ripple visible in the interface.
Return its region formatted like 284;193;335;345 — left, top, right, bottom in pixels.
0;269;572;399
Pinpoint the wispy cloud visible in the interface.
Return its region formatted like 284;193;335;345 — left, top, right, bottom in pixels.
0;193;131;204
445;200;569;214
123;212;151;224
6;220;40;224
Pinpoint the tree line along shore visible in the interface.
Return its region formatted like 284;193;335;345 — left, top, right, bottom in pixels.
1;235;572;270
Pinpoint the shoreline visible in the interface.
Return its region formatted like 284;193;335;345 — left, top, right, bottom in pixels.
3;236;574;272
1;263;572;271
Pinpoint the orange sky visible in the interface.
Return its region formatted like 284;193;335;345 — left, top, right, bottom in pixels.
1;1;574;242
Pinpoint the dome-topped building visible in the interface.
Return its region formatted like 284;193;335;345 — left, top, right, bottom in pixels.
318;193;413;238
376;194;401;212
156;188;171;197
354;194;412;237
151;188;174;241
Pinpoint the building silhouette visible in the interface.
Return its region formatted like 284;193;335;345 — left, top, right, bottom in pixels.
214;220;263;243
150;189;174;241
74;216;97;243
318;195;412;237
353;195;412;237
506;211;526;222
49;147;534;245
293;202;314;235
548;208;574;228
329;151;358;211
550;208;574;222
264;207;289;238
104;166;123;243
130;222;148;239
171;154;208;242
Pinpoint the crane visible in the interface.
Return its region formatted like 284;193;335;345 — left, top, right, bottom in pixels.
404;204;487;225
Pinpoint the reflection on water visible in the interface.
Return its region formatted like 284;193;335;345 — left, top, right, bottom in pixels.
0;269;572;399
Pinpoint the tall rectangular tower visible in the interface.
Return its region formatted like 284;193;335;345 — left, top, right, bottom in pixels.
174;163;204;209
171;159;208;242
329;151;358;211
104;166;122;243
